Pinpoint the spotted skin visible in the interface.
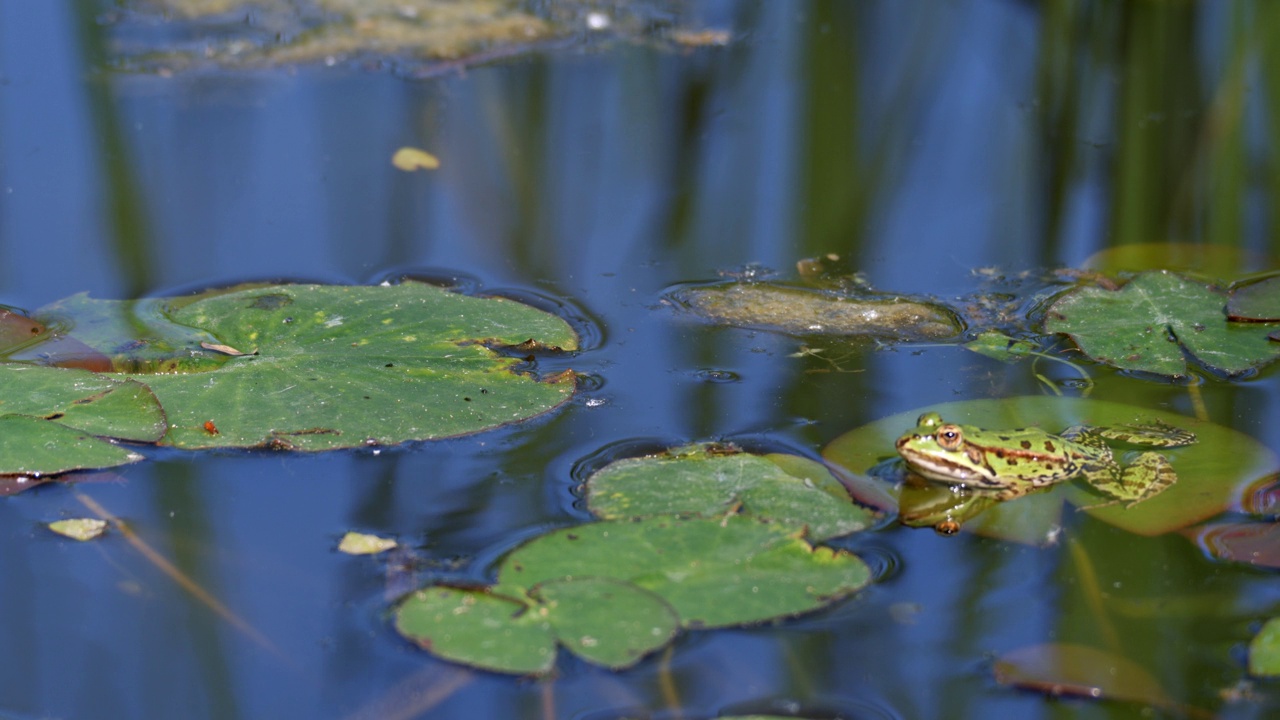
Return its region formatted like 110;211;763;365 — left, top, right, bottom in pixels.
895;413;1195;508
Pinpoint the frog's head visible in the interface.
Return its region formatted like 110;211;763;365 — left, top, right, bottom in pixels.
894;412;993;484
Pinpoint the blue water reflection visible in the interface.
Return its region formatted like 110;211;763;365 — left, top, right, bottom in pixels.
2;0;1279;718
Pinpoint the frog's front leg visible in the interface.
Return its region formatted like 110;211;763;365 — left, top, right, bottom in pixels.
1077;452;1177;509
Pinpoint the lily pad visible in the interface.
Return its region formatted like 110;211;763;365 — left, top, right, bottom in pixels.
494;516;871;629
823;397;1275;540
530;578;680;669
394;586;556;675
0;364;167;442
1183;521;1280;568
585;444;877;541
1250;617;1280;676
1043;270;1280;378
668;283;963;341
0;364;162;476
962;330;1039;362
1227;274;1280;322
396;516;871;674
993;643;1173;708
0;307;45;354
0;415;144;476
34;283;579;450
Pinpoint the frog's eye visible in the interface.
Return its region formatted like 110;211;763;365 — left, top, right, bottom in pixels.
917;412;943;429
936;424;963;450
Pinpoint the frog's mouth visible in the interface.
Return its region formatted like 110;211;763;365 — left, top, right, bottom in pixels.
896;446;997;486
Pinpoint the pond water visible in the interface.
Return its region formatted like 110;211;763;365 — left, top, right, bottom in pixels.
2;1;1280;718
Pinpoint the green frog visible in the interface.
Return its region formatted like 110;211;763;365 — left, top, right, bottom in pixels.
894;412;1195;508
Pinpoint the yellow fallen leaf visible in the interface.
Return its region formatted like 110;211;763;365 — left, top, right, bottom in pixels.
392;147;440;172
338;531;397;555
49;518;108;541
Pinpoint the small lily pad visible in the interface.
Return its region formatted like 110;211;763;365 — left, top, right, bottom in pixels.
963;330;1039;362
394;586;556;675
1044;271;1280;378
1250;617;1280;676
823;397;1275;540
337;532;397;555
1227;274;1280;322
1183;521;1280;568
585;444;876;541
0;307;45;354
669;283;963;341
48;518;109;541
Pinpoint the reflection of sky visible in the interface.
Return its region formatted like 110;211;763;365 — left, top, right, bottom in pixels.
0;1;1274;718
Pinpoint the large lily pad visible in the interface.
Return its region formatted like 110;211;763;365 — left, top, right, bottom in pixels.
823;397;1275;540
395;516;871;674
1043;271;1280;378
585;444;877;541
23;283;578;450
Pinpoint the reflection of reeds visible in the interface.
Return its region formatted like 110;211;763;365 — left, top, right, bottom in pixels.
1036;1;1266;254
71;2;154;297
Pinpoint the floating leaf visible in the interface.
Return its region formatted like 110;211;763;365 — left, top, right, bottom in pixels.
1250;617;1280;676
337;532;397;555
493;516;870;629
1184;521;1280;568
993;643;1173;708
962;330;1039;362
0;364;167;442
1043;271;1280;378
48;518;108;541
0;415;144;476
395;586;556;675
81;283;579;450
531;578;679;669
0;364;147;482
396;516;871;674
1227;275;1280;322
669;283;963;340
391;147;440;172
823;397;1275;541
0;307;45;354
585;444;876;541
